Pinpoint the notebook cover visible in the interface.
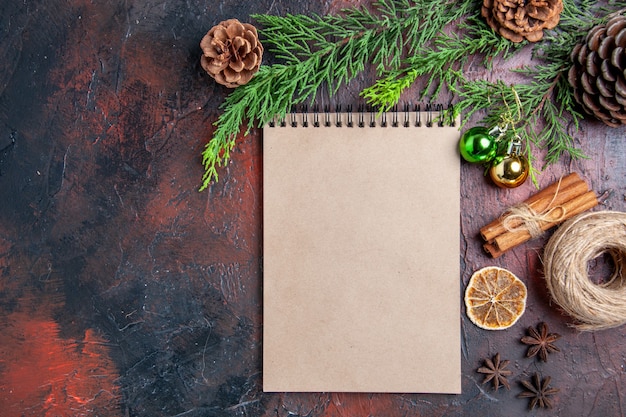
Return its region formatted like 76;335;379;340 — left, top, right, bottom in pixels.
263;111;461;393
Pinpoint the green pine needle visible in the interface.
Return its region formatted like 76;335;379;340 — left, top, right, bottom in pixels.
200;0;626;190
361;16;522;110
200;0;478;189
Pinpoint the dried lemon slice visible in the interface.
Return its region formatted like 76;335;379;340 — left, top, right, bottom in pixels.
465;266;527;330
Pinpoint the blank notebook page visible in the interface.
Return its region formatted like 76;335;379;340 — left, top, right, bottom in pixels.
263;110;461;393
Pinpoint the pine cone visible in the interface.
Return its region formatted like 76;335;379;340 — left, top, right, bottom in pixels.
200;19;263;88
568;14;626;127
482;0;563;43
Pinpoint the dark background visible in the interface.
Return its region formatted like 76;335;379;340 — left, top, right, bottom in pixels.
0;0;624;416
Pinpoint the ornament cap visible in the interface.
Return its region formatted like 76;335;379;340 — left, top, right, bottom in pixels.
506;137;523;156
488;125;505;138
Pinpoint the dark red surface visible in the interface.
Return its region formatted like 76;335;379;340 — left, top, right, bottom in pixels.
1;1;625;416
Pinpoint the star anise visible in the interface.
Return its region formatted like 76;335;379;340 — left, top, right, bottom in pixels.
521;322;561;362
477;352;512;391
518;372;560;410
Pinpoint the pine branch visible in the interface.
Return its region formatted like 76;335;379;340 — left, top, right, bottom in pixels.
200;0;476;189
361;16;522;110
491;0;626;176
200;0;626;190
451;54;585;187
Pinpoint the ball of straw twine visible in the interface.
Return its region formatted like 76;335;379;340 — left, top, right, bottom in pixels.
543;211;626;331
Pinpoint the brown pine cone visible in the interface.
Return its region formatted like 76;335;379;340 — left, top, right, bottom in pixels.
568;14;626;127
482;0;563;43
200;19;263;88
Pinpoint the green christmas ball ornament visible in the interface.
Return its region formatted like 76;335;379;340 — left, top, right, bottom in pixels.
458;126;498;164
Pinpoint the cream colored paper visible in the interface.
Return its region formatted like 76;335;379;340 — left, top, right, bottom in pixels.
263;111;461;393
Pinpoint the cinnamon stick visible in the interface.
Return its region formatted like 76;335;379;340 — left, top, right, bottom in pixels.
480;180;589;242
480;172;589;242
485;190;599;257
483;242;504;258
480;173;586;242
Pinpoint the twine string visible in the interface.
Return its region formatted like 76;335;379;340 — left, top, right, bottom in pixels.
502;205;567;238
543;211;626;331
502;176;566;238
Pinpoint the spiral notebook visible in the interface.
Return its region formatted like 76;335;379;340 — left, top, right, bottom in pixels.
263;107;461;393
